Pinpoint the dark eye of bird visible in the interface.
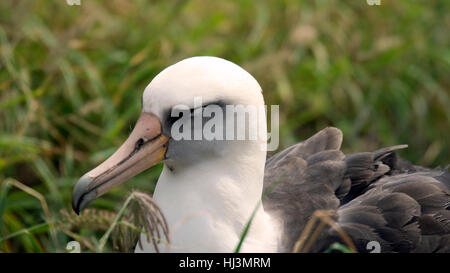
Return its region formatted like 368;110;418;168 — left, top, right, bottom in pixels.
166;114;183;126
165;101;225;129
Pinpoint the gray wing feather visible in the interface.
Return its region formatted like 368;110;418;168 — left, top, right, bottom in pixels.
263;127;450;253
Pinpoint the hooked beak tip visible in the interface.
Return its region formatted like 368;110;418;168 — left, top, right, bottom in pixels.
72;174;95;215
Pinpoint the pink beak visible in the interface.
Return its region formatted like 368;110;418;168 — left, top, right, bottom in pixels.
72;112;168;214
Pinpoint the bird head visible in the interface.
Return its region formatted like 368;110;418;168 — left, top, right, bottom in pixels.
72;56;266;214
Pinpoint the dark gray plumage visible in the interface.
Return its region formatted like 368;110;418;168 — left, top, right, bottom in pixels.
263;127;450;253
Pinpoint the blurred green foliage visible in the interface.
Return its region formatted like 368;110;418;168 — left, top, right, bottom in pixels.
0;0;449;252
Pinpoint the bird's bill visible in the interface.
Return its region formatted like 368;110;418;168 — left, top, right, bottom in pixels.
72;112;168;214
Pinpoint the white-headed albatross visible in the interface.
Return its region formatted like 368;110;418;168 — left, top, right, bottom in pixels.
73;56;450;253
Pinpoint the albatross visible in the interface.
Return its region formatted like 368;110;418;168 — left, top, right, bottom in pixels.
72;56;450;253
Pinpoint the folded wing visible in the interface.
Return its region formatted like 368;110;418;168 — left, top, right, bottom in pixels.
263;127;450;253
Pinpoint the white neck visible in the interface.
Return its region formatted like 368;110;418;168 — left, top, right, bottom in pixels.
135;141;279;252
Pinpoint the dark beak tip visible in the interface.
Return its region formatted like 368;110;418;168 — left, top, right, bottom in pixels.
72;174;95;215
72;200;81;215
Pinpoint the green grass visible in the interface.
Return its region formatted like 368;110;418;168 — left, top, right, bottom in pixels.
0;0;449;252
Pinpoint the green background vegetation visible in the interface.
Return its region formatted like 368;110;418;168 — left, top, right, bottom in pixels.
0;0;449;252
